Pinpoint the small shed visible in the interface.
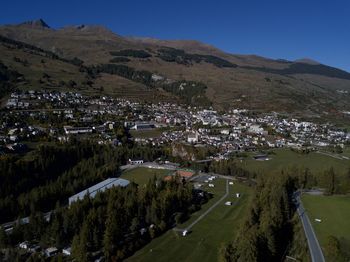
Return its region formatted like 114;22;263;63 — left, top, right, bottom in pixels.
45;247;59;257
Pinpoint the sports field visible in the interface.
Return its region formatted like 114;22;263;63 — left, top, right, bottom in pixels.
237;148;349;175
121;167;173;185
127;178;253;262
302;194;350;258
120;167;174;185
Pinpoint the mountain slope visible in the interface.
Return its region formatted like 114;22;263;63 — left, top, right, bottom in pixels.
0;19;349;120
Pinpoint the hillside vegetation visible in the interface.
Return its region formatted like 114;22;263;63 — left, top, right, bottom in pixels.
0;20;350;121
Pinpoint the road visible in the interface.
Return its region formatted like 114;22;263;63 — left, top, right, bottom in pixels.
1;211;52;233
295;192;325;262
176;179;229;232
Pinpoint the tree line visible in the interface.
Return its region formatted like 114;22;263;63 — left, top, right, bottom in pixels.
0;175;209;261
157;47;237;68
0;141;168;223
110;49;151;58
222;172;296;261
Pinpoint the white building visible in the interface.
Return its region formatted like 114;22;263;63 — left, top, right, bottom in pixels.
62;247;72;256
128;159;144;165
187;132;198;143
45;247;59;258
63;126;93;135
68;178;130;205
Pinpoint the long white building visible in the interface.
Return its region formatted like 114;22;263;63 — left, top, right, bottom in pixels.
68;178;130;205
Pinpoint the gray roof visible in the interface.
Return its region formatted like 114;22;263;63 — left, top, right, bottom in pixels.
69;178;130;205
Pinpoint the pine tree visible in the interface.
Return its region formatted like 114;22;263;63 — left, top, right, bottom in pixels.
0;226;7;248
325;167;336;195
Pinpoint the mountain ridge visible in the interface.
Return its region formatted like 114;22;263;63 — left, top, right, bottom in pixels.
0;19;349;121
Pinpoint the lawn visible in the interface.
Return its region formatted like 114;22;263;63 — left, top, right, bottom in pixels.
342;146;350;158
178;178;228;229
302;194;350;257
237;148;349;175
120;167;173;185
126;179;253;262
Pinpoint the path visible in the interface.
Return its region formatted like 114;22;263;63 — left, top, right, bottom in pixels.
316;150;348;160
176;179;229;232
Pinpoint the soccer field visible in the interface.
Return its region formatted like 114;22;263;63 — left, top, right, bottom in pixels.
126;179;253;262
121;167;173;185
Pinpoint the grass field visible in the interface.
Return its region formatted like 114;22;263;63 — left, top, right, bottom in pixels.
302;194;350;258
237;148;349;175
342;146;350;158
121;167;173;185
126;179;253;262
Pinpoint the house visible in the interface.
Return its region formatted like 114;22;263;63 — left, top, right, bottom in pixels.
63;126;93;135
45;247;59;257
182;230;188;236
229;181;234;185
208;184;215;188
19;241;30;249
225;201;232;206
130;122;155;130
236;193;241;198
128;158;144;165
187;132;198;143
220;129;230;135
140;228;147;235
62;247;71;256
19;241;40;252
9;135;18;142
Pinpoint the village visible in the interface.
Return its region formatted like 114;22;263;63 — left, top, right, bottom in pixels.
1;90;349;158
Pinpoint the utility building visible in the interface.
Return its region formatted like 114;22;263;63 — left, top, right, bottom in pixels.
68;178;130;205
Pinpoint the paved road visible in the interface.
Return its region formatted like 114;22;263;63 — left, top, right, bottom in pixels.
295;192;325;262
176;179;229;232
1;211;52;233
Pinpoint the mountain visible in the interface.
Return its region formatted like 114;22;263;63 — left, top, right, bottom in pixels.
294;58;320;65
0;19;349;122
20;18;50;29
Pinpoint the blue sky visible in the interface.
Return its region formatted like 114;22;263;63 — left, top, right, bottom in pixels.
1;0;350;71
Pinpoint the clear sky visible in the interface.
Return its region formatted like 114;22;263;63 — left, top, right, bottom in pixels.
1;0;349;71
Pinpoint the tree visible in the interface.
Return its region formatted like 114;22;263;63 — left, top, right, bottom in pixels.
325;167;336;195
130;217;140;233
325;235;345;260
71;230;88;262
345;167;350;193
0;226;7;248
236;225;259;261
